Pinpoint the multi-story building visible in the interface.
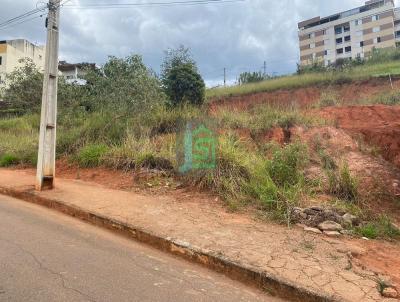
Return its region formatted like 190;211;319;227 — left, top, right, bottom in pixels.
298;0;399;66
58;61;96;85
0;39;45;86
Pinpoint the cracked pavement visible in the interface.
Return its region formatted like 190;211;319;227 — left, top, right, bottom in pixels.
0;193;281;302
0;169;399;301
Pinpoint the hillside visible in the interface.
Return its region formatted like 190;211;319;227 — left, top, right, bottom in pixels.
1;52;400;243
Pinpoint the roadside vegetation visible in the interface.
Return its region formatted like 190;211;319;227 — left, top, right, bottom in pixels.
1;47;399;238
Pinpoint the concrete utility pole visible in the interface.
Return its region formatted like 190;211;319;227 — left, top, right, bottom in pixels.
36;0;61;191
263;61;267;77
223;68;226;87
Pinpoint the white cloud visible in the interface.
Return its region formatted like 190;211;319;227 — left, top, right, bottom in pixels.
0;0;383;85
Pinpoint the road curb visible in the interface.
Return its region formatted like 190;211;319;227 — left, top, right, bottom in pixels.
0;186;337;302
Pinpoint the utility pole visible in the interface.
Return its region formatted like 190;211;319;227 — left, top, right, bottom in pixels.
223;68;226;87
263;61;267;77
36;0;61;191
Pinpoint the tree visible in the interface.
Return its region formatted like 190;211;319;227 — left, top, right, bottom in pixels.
1;59;84;114
84;54;165;114
2;59;43;113
161;46;205;107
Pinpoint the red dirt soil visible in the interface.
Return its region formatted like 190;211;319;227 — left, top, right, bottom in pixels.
351;239;400;290
319;105;400;169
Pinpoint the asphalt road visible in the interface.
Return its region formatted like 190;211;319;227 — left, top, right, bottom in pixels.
0;194;284;302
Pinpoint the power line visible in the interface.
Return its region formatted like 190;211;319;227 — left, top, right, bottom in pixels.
0;14;45;31
63;0;245;9
0;0;244;31
0;5;48;31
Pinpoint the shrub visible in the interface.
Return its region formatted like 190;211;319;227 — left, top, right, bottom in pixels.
327;163;358;202
0;154;19;167
76;144;109;167
267;142;309;187
183;134;279;210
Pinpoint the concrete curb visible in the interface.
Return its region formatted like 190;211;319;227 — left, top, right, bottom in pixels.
0;186;338;302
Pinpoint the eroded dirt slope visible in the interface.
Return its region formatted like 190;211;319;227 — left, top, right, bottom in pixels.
319;105;400;169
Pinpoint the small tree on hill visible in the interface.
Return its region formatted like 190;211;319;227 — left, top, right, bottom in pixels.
161;46;205;107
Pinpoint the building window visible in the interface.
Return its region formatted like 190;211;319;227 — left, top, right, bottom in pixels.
344;24;350;32
324;50;328;56
372;15;379;21
344;35;351;42
360;41;364;47
396;31;400;38
322;29;326;35
335;27;343;35
345;46;352;53
374;37;382;44
357;53;361;58
308;32;315;39
373;26;380;33
337;48;344;54
336;37;343;44
0;56;2;65
355;19;362;26
310;42;315;49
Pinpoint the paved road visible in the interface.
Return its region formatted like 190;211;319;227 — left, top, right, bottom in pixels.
0;194;284;302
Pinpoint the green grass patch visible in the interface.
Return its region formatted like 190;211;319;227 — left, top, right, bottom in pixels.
0;154;19;167
356;215;400;240
215;104;324;134
104;134;175;171
76;144;109;168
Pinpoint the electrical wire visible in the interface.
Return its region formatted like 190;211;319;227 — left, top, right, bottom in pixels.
0;14;45;31
0;6;47;29
63;0;245;9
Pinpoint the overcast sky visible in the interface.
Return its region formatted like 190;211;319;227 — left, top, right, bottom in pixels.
1;0;398;85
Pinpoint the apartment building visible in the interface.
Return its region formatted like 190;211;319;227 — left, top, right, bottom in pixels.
0;39;45;86
298;0;399;66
